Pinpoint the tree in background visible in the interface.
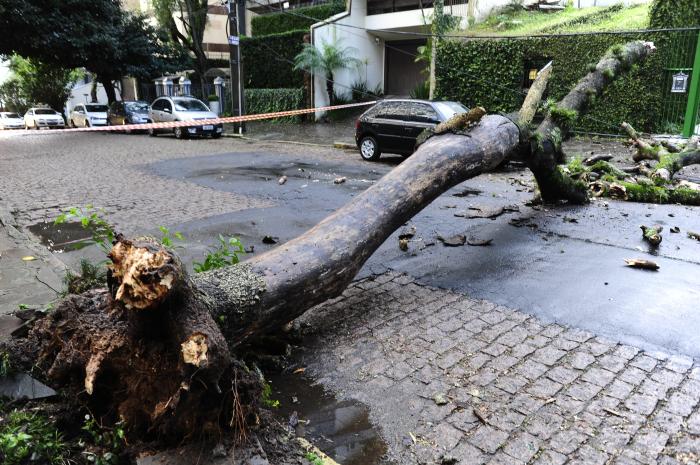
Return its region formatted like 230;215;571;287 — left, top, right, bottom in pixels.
0;79;29;114
151;0;210;96
8;56;82;114
0;0;188;103
649;0;700;28
293;39;361;105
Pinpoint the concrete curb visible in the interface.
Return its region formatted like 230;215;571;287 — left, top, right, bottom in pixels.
221;132;357;151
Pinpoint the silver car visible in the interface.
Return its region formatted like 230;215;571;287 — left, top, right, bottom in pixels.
69;103;109;128
24;108;65;129
0;112;24;130
148;96;223;139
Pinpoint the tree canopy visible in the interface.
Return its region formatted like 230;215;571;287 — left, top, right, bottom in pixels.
6;56;82;113
0;0;189;102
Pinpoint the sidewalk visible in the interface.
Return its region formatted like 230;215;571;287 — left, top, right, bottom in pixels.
0;203;66;316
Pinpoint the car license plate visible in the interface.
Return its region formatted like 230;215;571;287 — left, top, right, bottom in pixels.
202;125;213;130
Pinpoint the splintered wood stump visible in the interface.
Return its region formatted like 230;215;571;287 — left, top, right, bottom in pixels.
9;236;258;441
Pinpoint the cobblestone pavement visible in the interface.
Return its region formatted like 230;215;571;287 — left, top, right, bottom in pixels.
0;132;326;233
295;272;700;465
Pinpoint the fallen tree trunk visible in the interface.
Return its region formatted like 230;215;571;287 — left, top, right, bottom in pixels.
5;40;656;445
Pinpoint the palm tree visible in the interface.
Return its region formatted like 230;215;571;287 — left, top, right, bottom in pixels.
294;39;361;105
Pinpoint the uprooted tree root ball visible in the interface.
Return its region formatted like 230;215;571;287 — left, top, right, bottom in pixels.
3;237;264;448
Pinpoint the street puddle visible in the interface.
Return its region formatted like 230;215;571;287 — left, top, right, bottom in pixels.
267;372;389;465
27;221;93;252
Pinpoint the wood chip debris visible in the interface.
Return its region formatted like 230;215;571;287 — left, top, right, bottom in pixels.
437;234;466;247
624;258;659;270
689;231;700;242
333;177;347;184
278;176;287;185
466;237;493;246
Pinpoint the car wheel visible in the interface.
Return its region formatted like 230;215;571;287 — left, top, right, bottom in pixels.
84;120;90;128
359;135;381;161
148;128;157;137
174;127;187;140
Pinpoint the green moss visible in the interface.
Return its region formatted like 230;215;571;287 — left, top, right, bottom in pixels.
589;160;627;179
609;43;624;57
549;106;579;129
587;63;597;73
602;68;615;80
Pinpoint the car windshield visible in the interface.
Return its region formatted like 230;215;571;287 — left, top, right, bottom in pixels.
173;98;208;112
125;102;149;112
4;113;20;118
85;104;109;112
35;109;57;115
433;101;468;119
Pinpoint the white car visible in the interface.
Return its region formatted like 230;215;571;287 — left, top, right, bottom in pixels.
69;103;109;128
24;108;65;129
0;112;24;130
148;96;222;139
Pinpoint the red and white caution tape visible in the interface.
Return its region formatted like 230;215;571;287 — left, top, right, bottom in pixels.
12;101;376;134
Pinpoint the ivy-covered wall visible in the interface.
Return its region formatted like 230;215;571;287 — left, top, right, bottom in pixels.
240;30;307;89
245;88;305;121
649;0;700;28
435;30;695;133
251;2;345;36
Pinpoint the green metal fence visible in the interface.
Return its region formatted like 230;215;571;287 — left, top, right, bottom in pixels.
656;28;700;136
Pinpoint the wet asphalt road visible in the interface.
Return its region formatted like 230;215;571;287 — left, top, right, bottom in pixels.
144;148;700;358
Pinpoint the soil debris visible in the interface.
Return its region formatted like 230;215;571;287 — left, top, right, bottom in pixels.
263;235;279;244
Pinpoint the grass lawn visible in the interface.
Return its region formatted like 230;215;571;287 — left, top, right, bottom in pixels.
463;2;650;37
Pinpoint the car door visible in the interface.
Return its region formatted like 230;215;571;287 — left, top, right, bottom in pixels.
407;103;440;150
150;99;164;122
374;102;412;153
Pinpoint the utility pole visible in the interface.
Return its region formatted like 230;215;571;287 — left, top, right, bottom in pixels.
228;0;246;133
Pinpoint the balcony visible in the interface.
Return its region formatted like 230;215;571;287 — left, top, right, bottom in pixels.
367;0;468;16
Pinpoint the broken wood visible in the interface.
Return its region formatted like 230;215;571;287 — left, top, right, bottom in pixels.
526;42;656;203
640;225;663;246
624;258;660;270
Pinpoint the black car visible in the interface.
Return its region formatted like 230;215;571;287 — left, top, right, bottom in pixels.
354;99;468;161
107;100;151;131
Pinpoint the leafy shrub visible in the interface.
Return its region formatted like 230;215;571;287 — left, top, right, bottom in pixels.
649;0;700;28
251;1;345;36
0;411;67;465
245;88;304;122
351;80;383;102
435;29;690;134
193;234;245;273
64;258;108;295
410;80;430;99
241;30;308;88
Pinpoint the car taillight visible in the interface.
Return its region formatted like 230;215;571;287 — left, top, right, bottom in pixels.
355;119;360;130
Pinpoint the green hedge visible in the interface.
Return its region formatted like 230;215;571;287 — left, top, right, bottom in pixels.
649;0;700;28
245;88;304;122
435;30;694;133
241;30;307;88
251;1;345;36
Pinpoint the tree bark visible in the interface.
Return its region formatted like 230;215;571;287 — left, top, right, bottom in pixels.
100;77;117;104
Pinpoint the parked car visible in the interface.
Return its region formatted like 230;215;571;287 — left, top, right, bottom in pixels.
24;108;65;130
0;112;24;130
69;103;109;128
148;96;222;139
108;100;151;131
354;99;469;161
